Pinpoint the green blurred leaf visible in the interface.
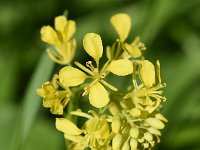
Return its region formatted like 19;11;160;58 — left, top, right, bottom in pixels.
11;52;54;150
25;117;64;150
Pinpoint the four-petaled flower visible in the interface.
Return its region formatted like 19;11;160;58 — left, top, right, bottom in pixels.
59;33;133;108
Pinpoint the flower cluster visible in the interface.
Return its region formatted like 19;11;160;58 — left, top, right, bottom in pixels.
37;13;167;150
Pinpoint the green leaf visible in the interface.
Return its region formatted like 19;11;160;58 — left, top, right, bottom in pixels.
11;52;54;150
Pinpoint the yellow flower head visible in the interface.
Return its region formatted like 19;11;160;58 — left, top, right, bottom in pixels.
58;33;133;108
41;16;76;65
37;81;70;115
37;12;167;150
56;110;112;149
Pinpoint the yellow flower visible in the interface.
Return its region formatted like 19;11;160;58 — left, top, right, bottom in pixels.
56;110;112;149
124;60;166;113
36;81;70;115
110;13;146;58
40;16;76;65
58;33;133;108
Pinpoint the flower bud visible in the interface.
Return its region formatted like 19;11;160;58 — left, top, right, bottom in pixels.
147;127;161;136
109;102;120;115
122;141;130;150
112;134;123;149
144;132;153;142
130;138;138;149
155;113;168;122
145;118;164;129
130;108;141;118
130;127;139;139
112;117;121;133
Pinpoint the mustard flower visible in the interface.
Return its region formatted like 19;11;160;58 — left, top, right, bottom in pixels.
58;33;133;108
37;12;167;150
37;81;70;115
56;110;113;149
41;16;76;65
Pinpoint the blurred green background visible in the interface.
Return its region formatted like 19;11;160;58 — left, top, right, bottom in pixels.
1;0;200;149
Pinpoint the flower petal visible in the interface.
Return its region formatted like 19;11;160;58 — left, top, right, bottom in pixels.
55;16;67;33
95;119;110;139
89;82;109;108
83;33;103;62
59;66;87;87
56;118;83;135
108;59;133;76
139;60;155;88
40;26;59;46
64;20;76;41
124;43;142;58
111;13;131;42
50;102;63;115
64;134;83;142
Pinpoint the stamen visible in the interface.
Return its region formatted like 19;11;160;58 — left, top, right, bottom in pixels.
101;80;118;91
75;61;94;76
86;61;95;71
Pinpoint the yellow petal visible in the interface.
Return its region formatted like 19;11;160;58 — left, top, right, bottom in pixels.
108;59;133;76
64;20;76;41
111;116;121;133
124;43;142;58
111;13;131;42
56;118;83;135
50;102;63;115
59;66;87;87
89;82;109;108
145;118;164;129
55;16;67;33
64;134;83;142
36;88;44;97
41;81;55;96
40;26;59;45
139;60;155;88
83;33;103;63
95;119;110;139
42;99;54;108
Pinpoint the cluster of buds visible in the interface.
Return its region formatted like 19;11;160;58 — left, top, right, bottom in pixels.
37;13;167;150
